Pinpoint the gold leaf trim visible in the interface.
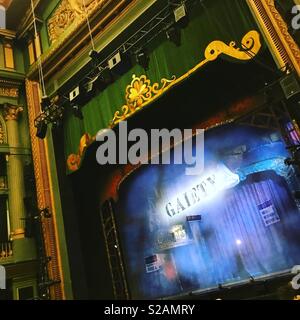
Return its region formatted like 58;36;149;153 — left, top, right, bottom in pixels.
110;30;261;127
67;30;261;172
110;75;177;126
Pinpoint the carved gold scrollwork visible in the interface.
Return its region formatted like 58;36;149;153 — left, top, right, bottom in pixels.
67;30;262;172
0;87;19;98
110;75;177;126
110;30;261;127
204;30;261;62
48;0;106;43
0;118;6;145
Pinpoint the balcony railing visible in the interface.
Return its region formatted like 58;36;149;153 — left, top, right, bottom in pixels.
0;242;13;259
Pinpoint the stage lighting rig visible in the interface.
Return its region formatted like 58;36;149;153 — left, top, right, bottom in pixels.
41;95;51;111
89;49;100;64
34;99;64;139
40;207;52;218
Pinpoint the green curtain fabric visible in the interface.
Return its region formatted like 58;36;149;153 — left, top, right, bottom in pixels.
64;0;260;168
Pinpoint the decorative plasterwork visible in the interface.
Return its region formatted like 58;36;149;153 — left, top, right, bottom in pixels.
25;79;64;300
264;0;300;73
27;0;130;81
0;116;6;144
47;0;106;43
66;30;262;172
3;104;23;121
0;87;19;98
0;79;21;98
247;0;300;75
111;30;261;127
110;75;177;126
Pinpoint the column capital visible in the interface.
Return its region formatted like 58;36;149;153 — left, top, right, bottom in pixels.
3;103;23;121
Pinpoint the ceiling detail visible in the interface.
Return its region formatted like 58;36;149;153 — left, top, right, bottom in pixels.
47;0;106;44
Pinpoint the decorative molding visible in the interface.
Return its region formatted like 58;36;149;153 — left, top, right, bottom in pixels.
247;0;300;75
27;0;132;81
66;30;262;172
47;0;106;44
47;0;76;44
0;29;16;40
3;104;23;121
0;241;13;259
263;0;300;74
25;80;65;300
10;228;25;240
111;30;261;127
110;74;177;126
0;87;19;98
67;133;94;171
0;116;7;144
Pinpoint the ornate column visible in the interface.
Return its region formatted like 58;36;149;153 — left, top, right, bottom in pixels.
3;103;26;240
246;0;300;75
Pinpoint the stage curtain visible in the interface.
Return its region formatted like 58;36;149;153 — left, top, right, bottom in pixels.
64;0;260;170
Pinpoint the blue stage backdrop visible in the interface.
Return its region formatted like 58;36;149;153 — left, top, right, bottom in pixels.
116;123;300;299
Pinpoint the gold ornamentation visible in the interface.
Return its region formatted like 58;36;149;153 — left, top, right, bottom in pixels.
3;104;23;121
110;30;261;127
0;120;6;145
67;30;262;172
67;133;94;171
48;0;76;44
0;87;19;98
204;30;261;62
264;0;300;74
247;0;300;75
110;75;176;126
47;0;106;43
25;80;65;299
10;228;25;240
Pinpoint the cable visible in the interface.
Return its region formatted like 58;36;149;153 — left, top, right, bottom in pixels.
30;0;47;97
82;0;96;51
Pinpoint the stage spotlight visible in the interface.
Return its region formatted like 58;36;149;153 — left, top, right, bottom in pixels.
166;26;181;46
89;49;100;64
41;96;51;111
36;120;47;139
108;52;132;76
136;49;150;70
173;4;189;28
71;103;83;120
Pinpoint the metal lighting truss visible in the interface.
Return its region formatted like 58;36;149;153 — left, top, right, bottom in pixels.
34;0;200;127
